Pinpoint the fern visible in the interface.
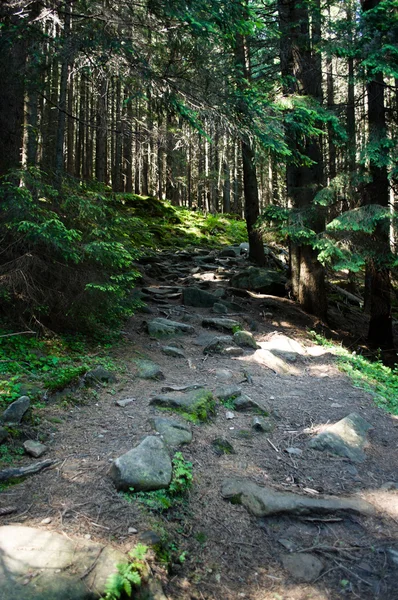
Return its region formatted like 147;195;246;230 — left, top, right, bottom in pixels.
102;544;149;600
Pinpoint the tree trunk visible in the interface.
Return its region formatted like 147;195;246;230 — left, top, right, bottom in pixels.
0;4;26;177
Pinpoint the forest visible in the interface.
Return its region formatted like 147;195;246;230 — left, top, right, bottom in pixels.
0;0;397;354
2;3;398;600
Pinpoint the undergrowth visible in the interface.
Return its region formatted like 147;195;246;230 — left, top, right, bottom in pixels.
102;543;149;600
125;452;193;513
310;332;398;414
0;329;119;408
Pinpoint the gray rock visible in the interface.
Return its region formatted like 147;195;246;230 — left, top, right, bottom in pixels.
0;427;8;444
203;336;234;355
150;388;215;420
215;385;242;401
110;436;172;492
219;247;239;258
215;368;233;380
138;530;162;546
282;553;324;582
230;267;287;296
235;395;268;414
212;302;228;314
224;346;244;357
161;346;186;358
150;417;192;447
252;416;274;432
309;412;373;462
233;330;259;349
381;481;398;491
285;447;302;456
221;478;375;517
116;398;135;407
84;367;116;384
182;286;221;308
202;317;241;332
23;440;47;458
147;318;195;337
278;538;297;552
0;525;126;600
2;396;30;424
135;359;164;380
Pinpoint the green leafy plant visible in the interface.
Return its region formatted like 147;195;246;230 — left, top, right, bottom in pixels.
102;544;149;600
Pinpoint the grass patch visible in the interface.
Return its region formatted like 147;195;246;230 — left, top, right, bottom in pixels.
0;328;121;408
310;331;398;414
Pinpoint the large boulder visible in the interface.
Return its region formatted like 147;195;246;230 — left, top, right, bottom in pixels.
182;286;221;308
110;436;172;492
150;389;215;421
230;267;287;296
0;525;126;600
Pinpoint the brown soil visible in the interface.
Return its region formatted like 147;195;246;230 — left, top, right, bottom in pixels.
1;249;398;600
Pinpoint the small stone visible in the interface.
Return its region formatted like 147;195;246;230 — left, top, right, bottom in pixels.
41;517;52;525
282;553;323;582
331;402;343;408
116;398;135;408
161;346;186;358
224;346;244;357
2;396;30;424
278;538;297;552
150;417;192;447
226;411;235;420
23;440;48;458
203;336;234;355
252;416;274;432
215;369;233;380
285;447;302;456
128;527;138;534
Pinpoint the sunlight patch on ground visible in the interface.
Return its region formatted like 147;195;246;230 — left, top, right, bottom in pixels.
364;489;398;520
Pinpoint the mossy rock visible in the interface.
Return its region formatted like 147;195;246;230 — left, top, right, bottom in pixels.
150;389;216;423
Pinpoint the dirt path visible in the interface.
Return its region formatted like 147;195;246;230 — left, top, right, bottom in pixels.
1;246;398;600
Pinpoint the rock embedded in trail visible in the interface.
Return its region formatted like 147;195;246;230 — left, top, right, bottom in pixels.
309;412;373;462
135;359;165;380
150;416;192;448
202;317;241;332
161;383;204;393
0;525;127;600
230;267;287;296
252;416;274;433
161;346;186;358
116;397;136;407
150;388;215;421
147;317;195;337
203;336;234;355
221;478;376;517
282;553;324;583
233;330;259;349
182;286;222;308
110;436;172;492
212;437;236;456
235;395;268;414
215;384;242;401
2;396;30;424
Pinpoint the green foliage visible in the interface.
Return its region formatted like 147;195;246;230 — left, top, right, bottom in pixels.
327;205;391;234
102;544;149;600
125;452;193;514
0;444;24;466
310;332;398;415
0;329;118;408
0;169;144;333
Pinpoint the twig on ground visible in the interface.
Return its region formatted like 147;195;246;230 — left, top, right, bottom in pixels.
79;546;104;580
267;438;279;453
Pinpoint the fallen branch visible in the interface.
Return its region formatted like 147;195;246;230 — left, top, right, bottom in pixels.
0;459;56;482
0;330;35;338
